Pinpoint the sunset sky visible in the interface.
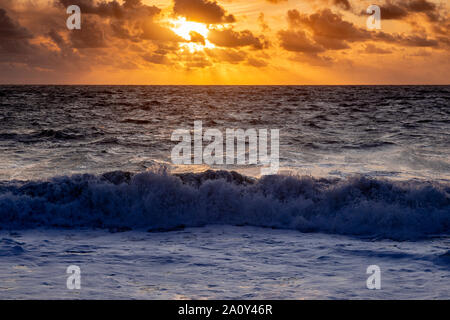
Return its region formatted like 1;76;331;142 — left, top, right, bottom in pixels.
0;0;448;84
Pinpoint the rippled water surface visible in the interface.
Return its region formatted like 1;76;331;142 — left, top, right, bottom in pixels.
1;85;449;181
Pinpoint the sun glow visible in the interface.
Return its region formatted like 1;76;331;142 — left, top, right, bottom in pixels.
169;17;215;52
170;17;209;40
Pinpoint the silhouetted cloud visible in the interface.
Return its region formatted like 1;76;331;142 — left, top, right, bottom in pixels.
292;9;371;42
208;29;267;49
360;0;439;21
362;43;392;54
173;0;236;24
247;57;268;67
278;30;324;53
0;8;32;39
57;0;160;19
280;9;370;53
375;33;439;47
0;8;33;54
277;7;443;66
333;0;351;11
69;18;107;48
316;0;351;11
142;52;170;65
140;20;184;42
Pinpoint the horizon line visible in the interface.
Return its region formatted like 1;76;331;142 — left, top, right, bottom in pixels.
1;84;449;86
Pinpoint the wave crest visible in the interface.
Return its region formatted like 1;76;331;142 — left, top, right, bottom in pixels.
0;170;449;240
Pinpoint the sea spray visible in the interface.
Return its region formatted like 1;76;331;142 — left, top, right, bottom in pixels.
0;170;448;240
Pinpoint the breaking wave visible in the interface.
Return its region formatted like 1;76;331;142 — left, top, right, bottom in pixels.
0;170;449;240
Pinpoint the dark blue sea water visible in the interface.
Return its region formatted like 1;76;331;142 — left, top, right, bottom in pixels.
0;85;449;239
1;85;449;180
0;86;449;300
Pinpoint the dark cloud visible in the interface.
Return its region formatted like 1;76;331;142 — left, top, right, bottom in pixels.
247;57;268;67
0;38;33;55
278;7;443;61
399;36;439;47
314;0;352;11
295;9;371;42
123;0;143;9
360;0;439;21
142;53;170;65
54;1;179;44
433;17;450;38
58;0;124;18
48;29;66;48
362;43;392;54
333;0;351;11
0;4;88;75
47;29;73;54
408;0;440;21
408;0;436;12
278;30;324;53
282;9;370;52
378;2;409;20
57;0;160;19
289;52;334;67
110;20;137;41
286;8;442;49
313;35;349;50
286;9;302;29
0;8;34;55
140;42;178;66
375;33;439;47
205;48;246;64
140;20;184;42
173;0;235;24
0;8;32;39
69;18;107;48
56;0;172;44
208;29;267;49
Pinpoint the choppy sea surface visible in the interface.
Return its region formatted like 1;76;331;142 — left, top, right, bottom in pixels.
0;86;449;299
1;85;449;181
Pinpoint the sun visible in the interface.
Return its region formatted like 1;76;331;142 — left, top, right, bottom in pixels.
170;17;209;40
169;17;215;52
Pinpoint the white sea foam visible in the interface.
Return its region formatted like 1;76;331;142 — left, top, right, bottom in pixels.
0;170;448;240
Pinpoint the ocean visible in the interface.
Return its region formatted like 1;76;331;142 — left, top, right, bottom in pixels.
0;85;449;299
